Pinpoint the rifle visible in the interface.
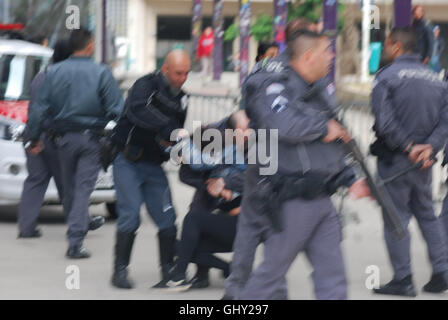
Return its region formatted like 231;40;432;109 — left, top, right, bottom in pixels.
343;139;406;239
318;97;408;239
293;83;407;238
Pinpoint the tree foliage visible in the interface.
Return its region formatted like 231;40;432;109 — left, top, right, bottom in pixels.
249;14;274;42
224;0;347;42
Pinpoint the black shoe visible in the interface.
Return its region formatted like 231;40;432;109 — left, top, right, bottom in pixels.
88;216;105;231
423;272;448;293
373;275;417;297
152;278;171;289
112;268;133;289
66;245;90;259
18;228;42;239
112;232;135;289
189;275;210;289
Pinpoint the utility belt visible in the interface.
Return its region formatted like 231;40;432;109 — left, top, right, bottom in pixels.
46;128;105;141
249;171;331;232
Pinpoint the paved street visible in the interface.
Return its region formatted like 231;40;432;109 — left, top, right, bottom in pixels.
0;165;447;300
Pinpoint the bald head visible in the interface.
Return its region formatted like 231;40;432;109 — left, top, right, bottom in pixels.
162;50;191;89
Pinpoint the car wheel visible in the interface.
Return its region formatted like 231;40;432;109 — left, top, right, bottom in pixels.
106;202;118;220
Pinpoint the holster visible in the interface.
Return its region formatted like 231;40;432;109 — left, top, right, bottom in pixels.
250;172;329;233
250;176;283;232
370;138;397;165
99;135;121;171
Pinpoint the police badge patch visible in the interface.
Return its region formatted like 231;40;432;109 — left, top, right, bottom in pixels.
271;96;289;113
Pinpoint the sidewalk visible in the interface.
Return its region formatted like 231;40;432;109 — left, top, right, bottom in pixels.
0;169;447;300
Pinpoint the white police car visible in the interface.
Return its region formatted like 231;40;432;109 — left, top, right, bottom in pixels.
0;40;116;216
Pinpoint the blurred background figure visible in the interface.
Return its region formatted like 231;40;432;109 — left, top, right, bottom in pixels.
430;25;445;73
196;27;214;79
412;5;434;64
255;42;279;64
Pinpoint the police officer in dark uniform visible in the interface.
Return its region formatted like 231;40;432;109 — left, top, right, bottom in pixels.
232;30;371;300
371;27;448;296
25;28;124;258
110;50;190;289
225;18;334;300
19;39;106;238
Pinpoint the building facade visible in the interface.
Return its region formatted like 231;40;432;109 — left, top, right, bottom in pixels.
126;0;448;76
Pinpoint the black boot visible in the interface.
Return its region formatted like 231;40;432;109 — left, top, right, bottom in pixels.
373;275;417;297
152;226;177;288
423;271;448;293
111;232;136;289
66;244;90;259
189;266;210;289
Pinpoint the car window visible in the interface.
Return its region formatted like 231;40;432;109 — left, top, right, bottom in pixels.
0;54;49;101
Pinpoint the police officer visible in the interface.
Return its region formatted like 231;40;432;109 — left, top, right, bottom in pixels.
110;50;190;289
26;28;124;258
18;39;71;238
232;30;371;300
225;18;331;300
371;27;448;296
18;39;106;238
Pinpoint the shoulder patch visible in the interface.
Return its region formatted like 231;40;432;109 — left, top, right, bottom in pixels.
270;95;289;113
266;83;285;96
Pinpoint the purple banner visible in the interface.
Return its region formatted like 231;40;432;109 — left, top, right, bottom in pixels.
274;0;287;53
394;0;412;28
239;0;251;86
323;0;338;84
213;0;224;80
192;0;203;63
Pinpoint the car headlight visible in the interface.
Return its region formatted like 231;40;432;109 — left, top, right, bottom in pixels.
0;117;25;141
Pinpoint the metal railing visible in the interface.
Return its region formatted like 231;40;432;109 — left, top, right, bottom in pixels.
185;94;447;201
185;93;240;132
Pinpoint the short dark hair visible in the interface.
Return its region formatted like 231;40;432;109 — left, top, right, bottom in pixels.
52;39;73;63
289;30;326;60
69;28;93;52
389;27;417;53
256;42;278;62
